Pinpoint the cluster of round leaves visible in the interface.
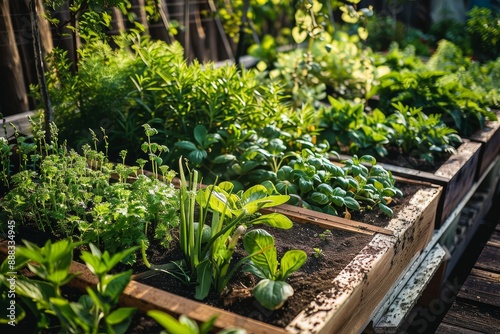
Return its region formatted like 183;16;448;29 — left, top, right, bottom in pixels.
266;150;403;217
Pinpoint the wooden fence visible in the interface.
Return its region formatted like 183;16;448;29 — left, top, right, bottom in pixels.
0;0;234;117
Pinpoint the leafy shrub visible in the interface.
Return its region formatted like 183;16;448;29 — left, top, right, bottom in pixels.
37;33;287;174
369;69;496;136
318;98;463;165
466;7;500;61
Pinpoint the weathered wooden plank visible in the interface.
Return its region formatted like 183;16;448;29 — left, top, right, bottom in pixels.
458;272;500;307
468;110;500;179
487;231;500;249
374;245;446;334
469;268;500;282
436;322;484;334
474;246;500;274
434;141;482;226
287;187;441;334
440;298;500;334
2;110;36;139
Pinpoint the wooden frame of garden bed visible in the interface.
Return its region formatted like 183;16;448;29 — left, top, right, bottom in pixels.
467;110;500;180
357;141;481;228
1;185;441;334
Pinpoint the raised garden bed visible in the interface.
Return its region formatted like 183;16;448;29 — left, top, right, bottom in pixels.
336;141;481;228
467;110;500;180
0;182;441;333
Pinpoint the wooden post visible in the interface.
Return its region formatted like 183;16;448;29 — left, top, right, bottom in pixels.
29;0;53;141
10;0;53;111
235;0;250;68
0;0;29;116
184;0;191;62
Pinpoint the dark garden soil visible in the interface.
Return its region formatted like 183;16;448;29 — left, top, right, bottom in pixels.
377;146;450;173
134;181;424;329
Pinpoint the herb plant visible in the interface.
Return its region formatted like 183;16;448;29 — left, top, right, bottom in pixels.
386;102;462;163
466;7;500;61
0;123;179;264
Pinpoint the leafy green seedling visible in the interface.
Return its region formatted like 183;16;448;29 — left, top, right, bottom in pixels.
243;229;307;310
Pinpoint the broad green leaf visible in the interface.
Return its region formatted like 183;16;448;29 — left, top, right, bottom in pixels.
102;270;132;302
344;197;361;211
316;183;334;196
212;154;236;164
218;181;234;193
188;149;207;165
251;213;293;229
253;279;294;310
310;192;329;205
147;310;196;334
241;185;269;205
175;141;197;151
279;250;307;280
194;124;208;146
204;188;232;217
277;166;293;180
331;188;347;197
324;205;338;216
334;176;349;189
106;307;136;325
299;178;314;193
194;259;212;300
15;278;57;303
382;188;396;197
259;195;290;207
360;155;377;165
348;178;359;190
243;229;277;279
324;163;344;176
373;180;384;190
331;196;344;207
378;203;394;217
292;26;307;44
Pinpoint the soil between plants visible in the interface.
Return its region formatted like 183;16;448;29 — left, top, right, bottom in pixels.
135;182;423;329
